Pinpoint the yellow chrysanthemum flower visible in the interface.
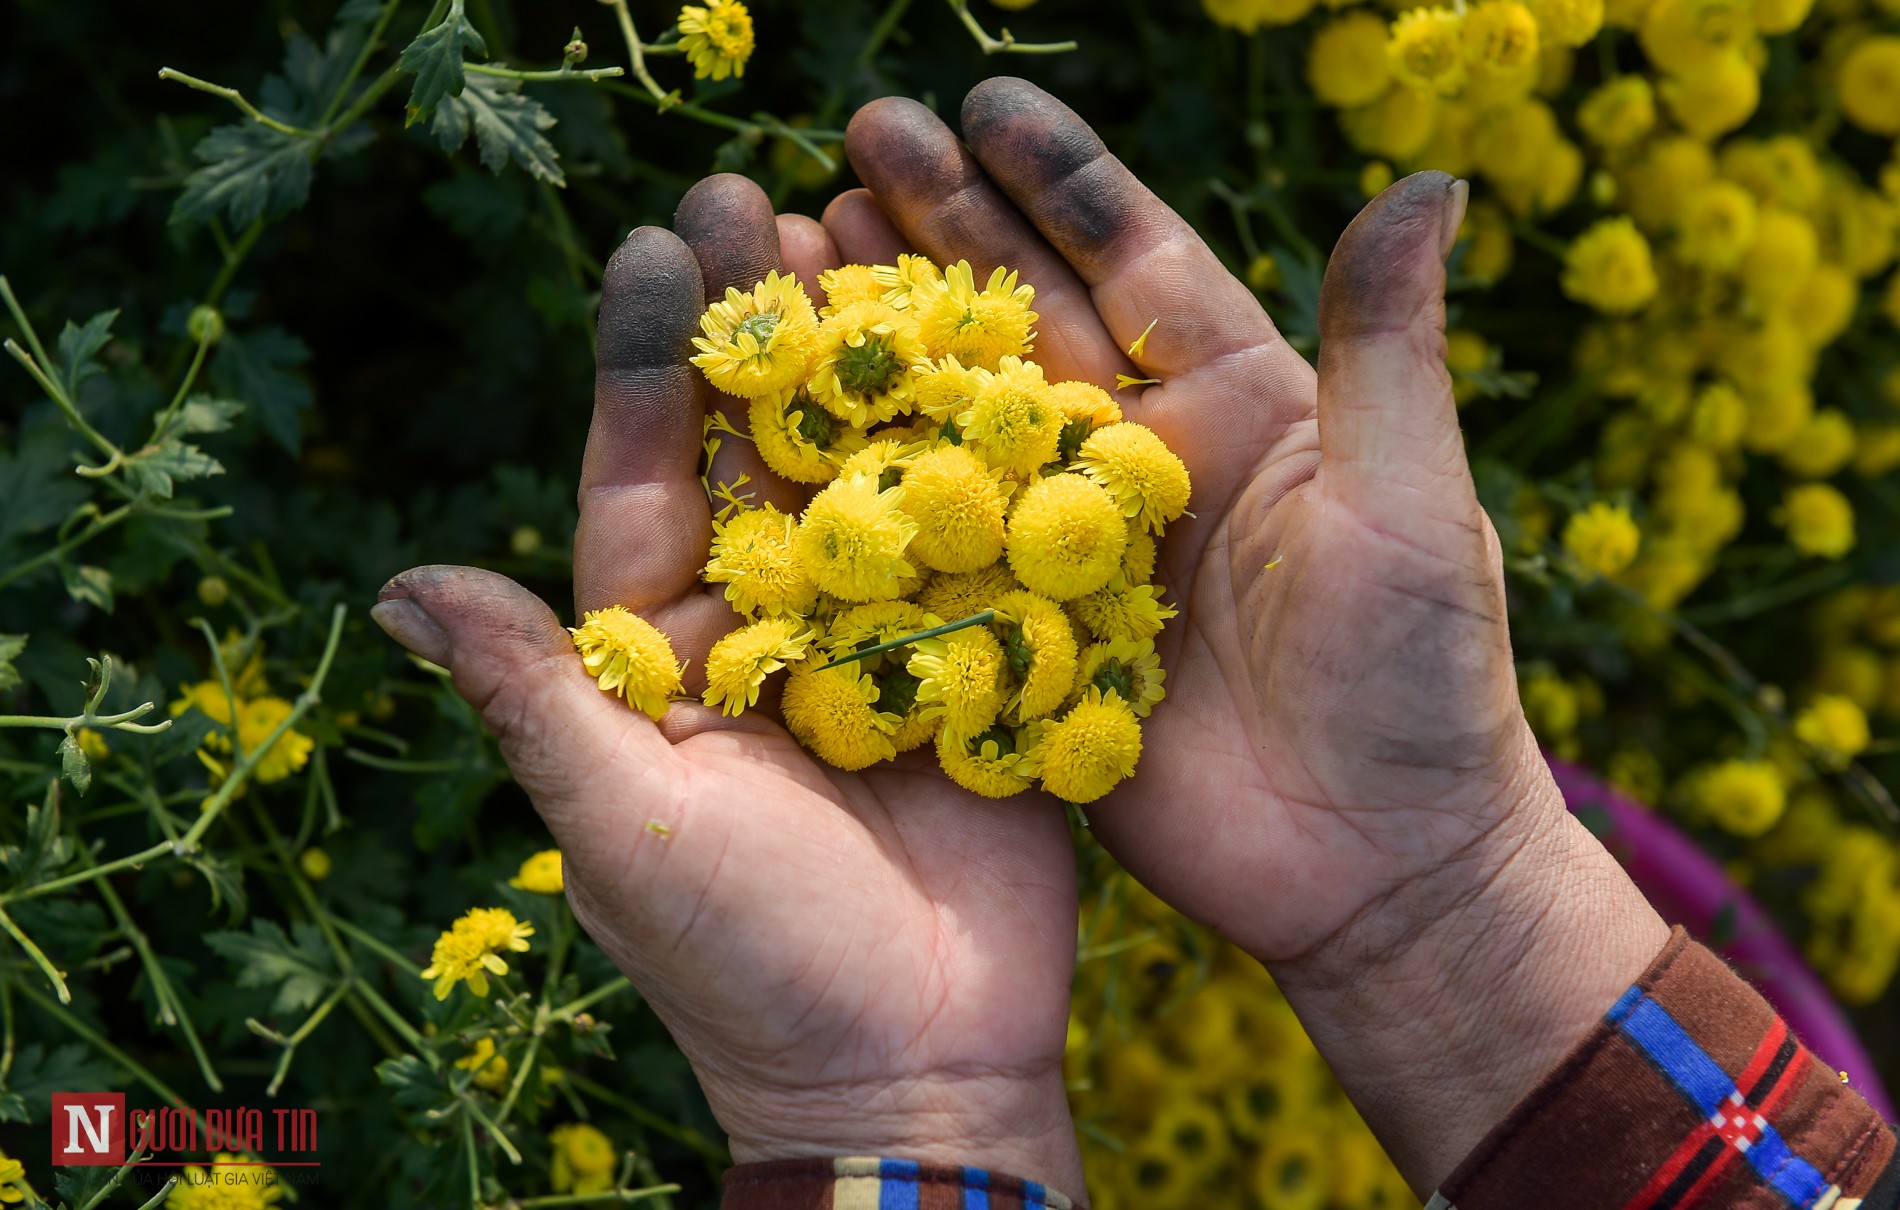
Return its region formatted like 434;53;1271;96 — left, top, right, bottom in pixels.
909;261;1038;370
1779;483;1857;559
237;696;314;784
916;563;1022;621
166;1154;285;1209
1071;577;1179;642
550;1123;618;1196
1022;688;1144;804
677;0;755;82
913;355;990;422
782;662;900;770
1562;501;1641;577
1576;75;1655;149
1561;217;1658;314
691;271;819;399
818;263;885;314
1528;0;1603;45
1388;8;1467;95
907;626;1008;745
170;679;238;731
1838;36;1900;136
1740;209;1818;308
76;726;110;761
703;617;817;716
1676;180;1758;270
834;436;925;487
1006;473;1128;600
457;1036;512;1093
1046;379;1124;461
747;391;870;485
874;254;945;311
704;504;819;616
992;589;1080;722
899;444;1011;574
937;725;1034;798
956;356;1063;476
1307;12;1391;107
568;606;685;722
420;907;534;1000
0;1155;24;1207
1121;526;1159;584
1795;694;1872;766
1203;0;1317;29
1780;410;1857;480
1694;759;1787;837
797;474;919;602
821;601;938;665
1460;1;1540;85
1076;422;1193;535
1659;55;1760;142
1074;637;1167;717
808;300;930;427
509;849;564;894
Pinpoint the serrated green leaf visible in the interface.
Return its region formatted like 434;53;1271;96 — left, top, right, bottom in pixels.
400;0;487;125
2;796;76;886
60;563;113;612
171;122;316;230
210;326;313;454
123;439;224;500
0;633;23;693
187;853;249;920
376;1053;454;1110
57;733;92;795
0;1043;119;1123
0;442;90;555
173;395;246;436
55;309;119;401
430;74;564;186
204;918;335;1015
55;1166;118;1207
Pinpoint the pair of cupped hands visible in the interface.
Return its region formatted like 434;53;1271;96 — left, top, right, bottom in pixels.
371;78;1665;1200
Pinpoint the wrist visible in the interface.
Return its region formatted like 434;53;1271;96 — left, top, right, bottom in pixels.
712;1065;1087;1203
1264;730;1668;1191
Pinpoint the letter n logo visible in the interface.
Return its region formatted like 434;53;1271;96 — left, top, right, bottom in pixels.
51;1093;125;1165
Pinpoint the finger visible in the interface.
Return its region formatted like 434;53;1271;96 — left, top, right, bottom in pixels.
374;567;675;827
1315;171;1475;524
674;176;807;516
777;213;841;298
576;227;714;616
959;78;1307;390
821;189;908;266
844;96;1133;386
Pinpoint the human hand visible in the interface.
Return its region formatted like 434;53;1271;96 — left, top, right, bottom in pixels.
834;78;1666;1189
369;178;1085;1196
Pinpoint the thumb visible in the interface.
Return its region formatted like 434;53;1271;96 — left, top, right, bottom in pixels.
371;565;675;830
1316;171;1473;525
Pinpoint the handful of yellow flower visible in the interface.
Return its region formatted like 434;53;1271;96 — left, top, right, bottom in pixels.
567;256;1190;805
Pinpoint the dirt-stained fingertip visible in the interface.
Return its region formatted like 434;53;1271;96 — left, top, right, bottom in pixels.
1318;171;1461;341
599;226;705;375
674;174;782;297
844;96;979;202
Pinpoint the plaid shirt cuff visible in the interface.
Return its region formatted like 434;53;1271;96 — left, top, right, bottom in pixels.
723;1157;1077;1210
1431;926;1898;1210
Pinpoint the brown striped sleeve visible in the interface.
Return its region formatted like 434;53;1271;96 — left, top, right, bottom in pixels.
1431;927;1898;1210
723;1157;1077;1210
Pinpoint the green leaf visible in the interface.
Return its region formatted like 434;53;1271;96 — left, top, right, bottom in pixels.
0;633;23;693
55;1166;119;1207
186;852;249;920
173;395;247;436
204;919;335;1015
376;1053;454;1111
55;309;120;402
0;440;90;554
57;734;92;795
210;326;314;454
338;0;386;22
59;563;114;612
400;0;487;126
1;795;76;888
123;439;225;500
430;74;564;186
0;1043;119;1124
171;122;316;230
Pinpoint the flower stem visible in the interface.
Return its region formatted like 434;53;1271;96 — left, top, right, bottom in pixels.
821;610;996;670
156;69;321;137
466;62;626;82
944;0;1077;54
0;905;69;1002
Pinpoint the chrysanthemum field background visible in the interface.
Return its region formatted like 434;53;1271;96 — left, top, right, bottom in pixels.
1;0;1898;1204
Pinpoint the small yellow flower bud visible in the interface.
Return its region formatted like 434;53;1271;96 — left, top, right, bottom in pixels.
510;525;543;557
197;575;230;607
187;305;225;345
299;847;332;881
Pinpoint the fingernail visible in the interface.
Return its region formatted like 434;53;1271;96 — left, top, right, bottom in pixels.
371;599;451;666
1440;178;1470;260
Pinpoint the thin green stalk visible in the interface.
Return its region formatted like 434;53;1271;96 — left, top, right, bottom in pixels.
133;1179;180;1210
463;1093;523;1164
466;62;626;82
353;979;434;1059
463;1114;482;1206
821;610;995;670
550;976;633;1021
562;1072;727;1165
156;69;320;137
152;327;217;438
76;1147;153;1210
91;871;224;1091
317;0;405;126
510;1186;681;1208
944;0;1077;52
332;913;423;976
492;1030;542;1126
266;976;353;1096
0;905;69;1002
0;275;56;377
15;980;193;1109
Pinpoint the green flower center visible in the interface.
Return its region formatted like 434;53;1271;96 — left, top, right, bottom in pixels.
793;399;839;447
875;666;921;716
1057;416;1092;462
1092;658;1136;700
971;725;1016;756
1001;623;1035;678
734;311;779;345
835;337;902;396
